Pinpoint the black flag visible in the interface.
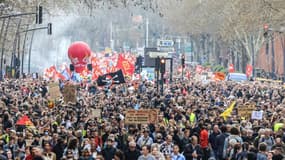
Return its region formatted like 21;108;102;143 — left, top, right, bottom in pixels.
97;69;126;86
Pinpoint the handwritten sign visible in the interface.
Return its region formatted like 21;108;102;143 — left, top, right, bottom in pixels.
251;111;263;120
62;85;76;103
125;109;158;124
49;83;61;100
91;109;101;118
238;103;255;118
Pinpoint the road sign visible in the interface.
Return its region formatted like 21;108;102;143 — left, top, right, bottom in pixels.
157;40;174;47
157;39;175;52
148;52;171;58
158;47;175;52
185;43;192;53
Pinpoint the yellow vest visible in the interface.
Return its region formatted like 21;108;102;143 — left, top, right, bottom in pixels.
190;113;196;124
274;123;284;132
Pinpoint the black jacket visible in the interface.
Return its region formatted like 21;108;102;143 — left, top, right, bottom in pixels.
215;133;229;157
101;147;116;160
124;149;141;160
183;144;203;160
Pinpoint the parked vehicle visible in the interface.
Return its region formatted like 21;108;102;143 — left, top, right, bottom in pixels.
226;73;248;82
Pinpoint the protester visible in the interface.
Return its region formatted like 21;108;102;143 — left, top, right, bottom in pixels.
171;145;185;160
124;141;140;160
138;145;156;160
183;135;203;160
151;143;165;160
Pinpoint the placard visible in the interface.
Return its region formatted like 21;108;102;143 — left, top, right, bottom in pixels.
62;85;76;103
49;83;61;100
238;103;255;118
251;111;263;120
91;109;101;118
125;109;158;124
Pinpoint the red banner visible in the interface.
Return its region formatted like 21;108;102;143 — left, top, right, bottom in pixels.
246;64;253;77
229;64;235;73
116;54;135;76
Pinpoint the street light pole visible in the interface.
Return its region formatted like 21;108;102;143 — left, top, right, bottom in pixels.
0;18;6;80
145;17;149;47
110;21;114;51
28;30;35;74
160;69;164;95
160;57;166;96
11;18;22;78
181;54;185;80
21;25;29;75
155;56;160;94
0;17;10;80
170;58;173;83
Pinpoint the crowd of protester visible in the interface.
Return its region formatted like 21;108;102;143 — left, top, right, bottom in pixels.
0;74;284;160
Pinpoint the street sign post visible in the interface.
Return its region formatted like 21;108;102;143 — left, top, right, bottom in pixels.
157;39;174;52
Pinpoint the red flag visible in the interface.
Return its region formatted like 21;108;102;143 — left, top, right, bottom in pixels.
214;72;226;81
16;115;34;126
229;64;235;73
116;54;135;76
246;64;253;77
55;72;66;80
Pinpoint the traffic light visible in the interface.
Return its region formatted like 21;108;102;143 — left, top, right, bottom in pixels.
36;6;43;24
48;23;52;35
263;24;269;38
160;58;166;74
135;56;143;73
181;54;185;68
155;57;160;72
70;64;74;71
87;64;92;71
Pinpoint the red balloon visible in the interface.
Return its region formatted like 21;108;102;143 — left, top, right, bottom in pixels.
68;41;91;73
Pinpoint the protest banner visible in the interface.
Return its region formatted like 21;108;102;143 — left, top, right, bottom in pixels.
62;85;76;103
49;83;61;100
238;103;255;118
125;109;158;124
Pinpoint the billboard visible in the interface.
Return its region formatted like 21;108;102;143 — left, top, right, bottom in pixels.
141;67;155;81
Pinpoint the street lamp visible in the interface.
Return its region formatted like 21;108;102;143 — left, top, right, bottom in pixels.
181;54;185;80
160;57;165;95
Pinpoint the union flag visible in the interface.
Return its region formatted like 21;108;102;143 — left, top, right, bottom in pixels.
246;64;253;77
229;64;235;73
116;54;135;76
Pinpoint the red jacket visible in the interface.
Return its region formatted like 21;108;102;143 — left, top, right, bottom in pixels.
200;129;209;148
25;154;33;160
94;136;102;148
